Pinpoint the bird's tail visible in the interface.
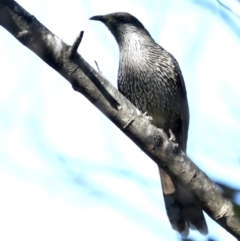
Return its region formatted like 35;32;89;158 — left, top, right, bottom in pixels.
159;168;208;237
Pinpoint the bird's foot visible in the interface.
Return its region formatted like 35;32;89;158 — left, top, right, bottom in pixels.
169;129;179;149
142;112;153;123
169;129;176;142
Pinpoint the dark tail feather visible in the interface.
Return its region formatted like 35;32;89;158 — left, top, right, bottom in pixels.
159;168;208;237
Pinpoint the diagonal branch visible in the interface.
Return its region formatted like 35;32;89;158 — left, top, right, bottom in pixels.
0;0;240;239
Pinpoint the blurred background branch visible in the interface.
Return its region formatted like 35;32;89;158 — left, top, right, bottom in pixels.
216;0;240;19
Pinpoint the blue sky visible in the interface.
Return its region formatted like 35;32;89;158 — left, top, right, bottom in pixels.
0;0;240;240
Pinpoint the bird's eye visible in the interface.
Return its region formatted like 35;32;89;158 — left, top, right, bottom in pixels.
118;16;124;22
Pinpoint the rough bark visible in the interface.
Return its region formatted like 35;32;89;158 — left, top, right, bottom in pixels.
0;0;239;239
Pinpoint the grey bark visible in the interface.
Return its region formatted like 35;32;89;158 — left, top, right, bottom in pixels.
0;0;239;239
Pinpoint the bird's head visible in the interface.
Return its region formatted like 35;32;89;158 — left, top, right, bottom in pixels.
90;12;150;44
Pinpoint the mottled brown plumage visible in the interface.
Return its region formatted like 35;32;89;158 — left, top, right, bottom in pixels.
90;12;208;237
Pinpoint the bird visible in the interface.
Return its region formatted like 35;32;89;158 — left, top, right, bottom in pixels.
90;12;208;237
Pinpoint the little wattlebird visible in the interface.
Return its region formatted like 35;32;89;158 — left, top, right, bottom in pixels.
90;12;208;237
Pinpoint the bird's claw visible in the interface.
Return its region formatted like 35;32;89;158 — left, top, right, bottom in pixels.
169;129;179;149
142;112;153;123
169;129;176;142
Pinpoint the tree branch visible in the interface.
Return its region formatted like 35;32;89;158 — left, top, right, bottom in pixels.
0;0;239;239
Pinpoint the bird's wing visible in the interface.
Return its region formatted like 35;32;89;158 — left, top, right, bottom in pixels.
154;48;189;152
175;62;189;153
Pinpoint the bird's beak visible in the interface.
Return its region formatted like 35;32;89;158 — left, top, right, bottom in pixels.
89;15;105;22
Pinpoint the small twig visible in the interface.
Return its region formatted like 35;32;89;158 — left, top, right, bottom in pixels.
94;60;104;78
69;31;84;59
94;61;101;73
78;58;121;110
